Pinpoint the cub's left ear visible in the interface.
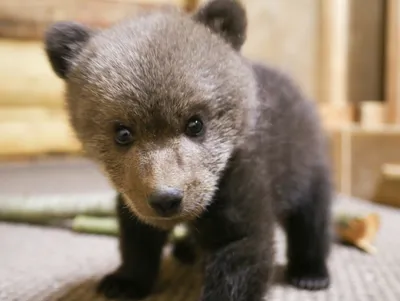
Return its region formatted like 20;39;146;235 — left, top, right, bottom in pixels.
44;21;93;79
193;0;247;50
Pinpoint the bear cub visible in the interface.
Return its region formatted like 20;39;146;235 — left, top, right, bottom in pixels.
44;0;333;300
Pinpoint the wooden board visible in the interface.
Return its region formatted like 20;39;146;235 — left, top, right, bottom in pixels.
240;0;320;101
319;0;386;107
328;126;352;194
318;103;355;129
318;0;349;106
327;128;347;194
0;118;81;156
0;0;185;40
330;125;400;200
374;164;400;208
347;0;385;104
0;107;65;122
359;101;385;129
385;0;400;124
0;39;64;107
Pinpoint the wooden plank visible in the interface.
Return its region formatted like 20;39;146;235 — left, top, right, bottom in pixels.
318;103;354;129
359;101;385;129
385;0;400;124
0;0;185;40
318;0;349;106
329;125;400;200
382;163;400;180
0;119;81;156
0;107;65;122
327;128;345;194
338;126;400;200
0;39;64;107
319;0;385;108
241;0;320;101
374;163;400;208
347;0;385;104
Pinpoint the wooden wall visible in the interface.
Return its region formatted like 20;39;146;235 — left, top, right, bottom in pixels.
0;0;185;39
0;0;186;157
0;40;80;156
241;0;320;101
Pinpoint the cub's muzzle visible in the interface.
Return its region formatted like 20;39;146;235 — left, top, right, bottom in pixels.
148;187;183;217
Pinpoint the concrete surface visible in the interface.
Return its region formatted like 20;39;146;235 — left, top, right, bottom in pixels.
0;157;113;194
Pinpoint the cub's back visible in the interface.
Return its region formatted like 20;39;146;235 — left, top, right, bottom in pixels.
250;62;330;209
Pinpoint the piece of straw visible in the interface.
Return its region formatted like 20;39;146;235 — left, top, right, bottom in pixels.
71;215;119;236
0;193;117;223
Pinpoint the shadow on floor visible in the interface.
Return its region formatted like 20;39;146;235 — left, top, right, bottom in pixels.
45;257;288;301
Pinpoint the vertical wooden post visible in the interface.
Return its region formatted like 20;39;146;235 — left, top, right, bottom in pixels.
319;0;349;106
347;0;385;105
385;0;400;124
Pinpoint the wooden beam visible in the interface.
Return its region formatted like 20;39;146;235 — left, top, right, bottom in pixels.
329;125;400;200
359;101;385;129
0;119;81;156
374;163;400;208
241;0;320;101
0;39;64;108
385;0;400;124
347;0;385;104
0;107;65;122
319;0;349;106
318;103;354;129
0;0;184;40
319;0;386;111
382;163;400;180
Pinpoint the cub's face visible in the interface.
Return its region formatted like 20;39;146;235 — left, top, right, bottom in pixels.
45;0;256;228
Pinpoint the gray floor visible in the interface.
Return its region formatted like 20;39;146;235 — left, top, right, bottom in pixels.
1;157;400;301
0;157;113;194
1;196;400;301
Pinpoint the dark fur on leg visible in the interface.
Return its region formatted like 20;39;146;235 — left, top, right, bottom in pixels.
284;166;332;291
193;163;275;301
97;194;168;299
199;237;272;301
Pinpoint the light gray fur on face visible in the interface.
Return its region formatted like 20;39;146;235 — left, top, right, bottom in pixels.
62;9;258;227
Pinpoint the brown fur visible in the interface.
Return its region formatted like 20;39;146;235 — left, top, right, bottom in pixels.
53;7;257;229
44;0;333;300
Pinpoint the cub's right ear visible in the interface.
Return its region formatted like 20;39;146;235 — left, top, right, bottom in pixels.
193;0;247;50
44;21;92;79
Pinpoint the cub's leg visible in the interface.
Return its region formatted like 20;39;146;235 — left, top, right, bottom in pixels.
195;198;274;301
199;234;273;301
283;166;332;291
97;194;168;299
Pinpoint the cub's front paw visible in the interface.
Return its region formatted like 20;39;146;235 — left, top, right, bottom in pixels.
286;261;330;291
97;272;151;300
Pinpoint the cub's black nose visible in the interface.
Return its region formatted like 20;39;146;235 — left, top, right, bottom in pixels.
149;188;183;217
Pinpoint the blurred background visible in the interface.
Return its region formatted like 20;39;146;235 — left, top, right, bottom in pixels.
0;0;399;206
0;1;399;301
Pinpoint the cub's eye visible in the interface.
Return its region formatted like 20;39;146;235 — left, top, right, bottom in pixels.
185;116;204;137
115;125;134;146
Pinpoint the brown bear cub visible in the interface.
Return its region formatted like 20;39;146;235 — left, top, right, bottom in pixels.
44;0;332;300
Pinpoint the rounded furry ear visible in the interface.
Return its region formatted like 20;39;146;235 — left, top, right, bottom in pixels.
44;21;92;79
193;0;247;50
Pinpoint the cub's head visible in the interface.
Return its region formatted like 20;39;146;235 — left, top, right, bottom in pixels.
44;0;257;228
